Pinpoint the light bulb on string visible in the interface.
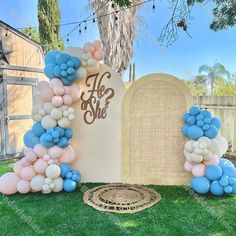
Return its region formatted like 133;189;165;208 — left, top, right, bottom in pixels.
66;34;69;44
5;28;8;37
152;0;156;11
84;20;87;31
93;12;96;23
115;10;119;21
79;24;82;36
29;27;32;38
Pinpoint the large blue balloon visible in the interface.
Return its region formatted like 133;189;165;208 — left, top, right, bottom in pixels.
189;106;200;115
57;137;69;148
232;185;236;194
204;125;218;139
191;177;210;194
32;122;45;136
223;167;236;178
205;165;223;181
60;163;71;178
187;125;204;140
44;64;55;79
39;133;54;148
63;179;77;192
45;50;59;64
65;128;73;139
181;124;189;136
219;158;234;169
210;181;224;196
200;110;212;118
224;186;233;194
210;117;222;129
23;130;40;148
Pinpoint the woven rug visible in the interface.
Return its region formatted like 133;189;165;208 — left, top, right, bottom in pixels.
83;184;161;214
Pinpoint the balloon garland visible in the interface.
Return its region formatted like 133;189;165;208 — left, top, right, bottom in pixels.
182;106;236;196
0;40;104;195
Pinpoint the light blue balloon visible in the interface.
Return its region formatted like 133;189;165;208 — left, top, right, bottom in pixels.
232;185;236;195
191;177;210;194
189;106;200;115
61;77;73;85
67;60;74;67
60;163;71;178
63;179;77;192
32;122;45;136
53;65;61;77
202;124;209;131
196;120;204;127
60;63;68;70
57;137;69;148
54;126;65;137
223;167;236;178
204;125;218;139
187;125;204;140
210;181;224;196
71;56;81;69
205;165;223;181
44;50;59;64
210;117;222;129
39;133;54;148
200;110;212;118
66;171;73;179
224;186;233;194
229;177;236;185
52;131;60;138
44;63;55;79
181;124;189;136
203;117;211;124
23;130;40;148
219;175;229;187
55;53;70;65
196;114;204;121
219;158;234;169
65;128;73;139
187;116;196;125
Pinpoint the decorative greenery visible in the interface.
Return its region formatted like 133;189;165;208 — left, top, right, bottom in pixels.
185;80;207;96
22;27;40;43
188;0;236;31
38;0;64;51
113;0;131;7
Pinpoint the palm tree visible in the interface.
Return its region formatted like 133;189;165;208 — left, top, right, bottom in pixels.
198;62;231;95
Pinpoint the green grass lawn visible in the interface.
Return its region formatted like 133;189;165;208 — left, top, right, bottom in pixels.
0;160;235;236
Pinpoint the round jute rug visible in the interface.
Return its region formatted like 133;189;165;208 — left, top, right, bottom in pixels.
83;184;161;214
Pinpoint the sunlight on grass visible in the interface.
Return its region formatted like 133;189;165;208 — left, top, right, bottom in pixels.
115;220;139;229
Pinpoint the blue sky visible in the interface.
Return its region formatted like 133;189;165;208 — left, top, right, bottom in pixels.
1;0;236;81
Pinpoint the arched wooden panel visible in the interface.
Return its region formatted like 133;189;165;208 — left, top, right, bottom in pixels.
123;73;193;185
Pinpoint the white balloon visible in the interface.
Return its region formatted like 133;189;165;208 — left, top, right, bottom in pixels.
194;148;202;155
50;108;63;120
184;140;194;152
210;139;224;157
203;151;212;161
58;117;70;128
192;141;199;149
41;115;57;129
199;142;207;149
44;102;55;113
191;153;203;163
77;67;87;79
30;175;45;192
198;137;211;147
215;132;228;154
45;164;61;179
52;177;63;193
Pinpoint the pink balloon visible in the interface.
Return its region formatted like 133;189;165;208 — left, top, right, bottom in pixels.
34;144;48;158
204;155;220;166
184;161;193;172
24;148;33;156
48;146;63;159
69;83;80;102
21;157;31;167
25;151;37;163
43;154;51;161
0;173;20;195
34;159;48;174
17;180;31;194
20;167;36;181
13;161;24;175
53;86;65;96
83;42;95;54
40;87;54;102
64;86;71;95
93;40;103;50
192;164;206;177
52;96;63;107
63;95;73;105
49;78;63;89
37;81;49;92
59;146;76;163
93;50;104;61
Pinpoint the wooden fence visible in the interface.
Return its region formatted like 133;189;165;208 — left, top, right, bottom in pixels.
195;96;236;152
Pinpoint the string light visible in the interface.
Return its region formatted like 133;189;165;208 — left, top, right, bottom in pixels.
84;20;87;31
93;13;96;23
79;24;82;35
66;34;69;43
5;28;8;37
152;0;156;10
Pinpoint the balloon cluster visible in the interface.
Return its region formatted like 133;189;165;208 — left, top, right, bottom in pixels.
191;158;236;196
182;106;236;196
0;40;105;195
60;163;81;192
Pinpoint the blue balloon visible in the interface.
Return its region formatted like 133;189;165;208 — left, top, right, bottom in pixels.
232;185;236;195
71;56;81;69
204;125;218;139
23;130;40;148
45;134;53;142
61;70;68;77
187;116;196;125
189;106;200;115
210;181;224;196
181;124;189;136
219;158;234;169
66;171;73;179
205;165;223;181
200;110;212;118
60;63;68;70
45;50;59;64
61;77;73;85
65;128;73;139
46;128;54;135
44;63;55;79
203;117;211;124
223;167;236;178
32;122;45;136
67;67;75;75
210;117;222;129
202;124;209;131
67;73;78;81
187;125;204;140
39;133;54;148
64;179;77;192
191;177;210;194
67;60;74;67
57;137;69;148
229;177;236;185
53;65;61;77
219;175;229;187
196;120;204;127
224;186;233;194
52;131;60;138
60;163;71;178
55;53;70;65
54;126;65;137
196;114;204;121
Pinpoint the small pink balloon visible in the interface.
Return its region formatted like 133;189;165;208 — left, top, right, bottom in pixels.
64;86;71;95
37;81;49;92
83;42;95;54
93;50;104;61
48;146;63;159
17;180;31;194
13;161;24;175
93;40;103;50
40;87;54;102
20;167;36;181
53;86;65;96
204;155;220;166
184;161;193;172
0;173;20;195
49;78;63;89
69;83;80;102
25;151;37;163
21;157;31;167
34;159;48;174
63;95;73;105
43;154;51;161
34;144;48;158
52;96;63;107
24;148;33;156
59;146;76;163
192;164;206;177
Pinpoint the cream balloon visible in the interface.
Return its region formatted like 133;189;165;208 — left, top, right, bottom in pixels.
210;139;224;157
45;164;61;179
41;115;57;129
52;177;64;192
30;175;45;192
215;132;228;154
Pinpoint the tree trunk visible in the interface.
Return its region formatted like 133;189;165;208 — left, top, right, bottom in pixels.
93;0;138;76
